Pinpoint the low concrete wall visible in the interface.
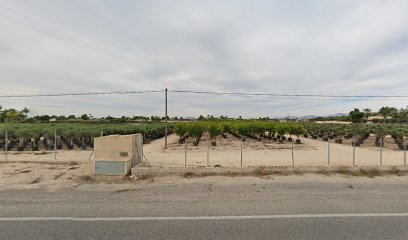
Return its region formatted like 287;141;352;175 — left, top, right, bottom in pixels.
131;165;408;177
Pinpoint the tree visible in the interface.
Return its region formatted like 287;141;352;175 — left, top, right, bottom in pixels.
21;107;30;118
0;107;28;122
150;116;161;121
362;108;371;120
207;123;224;139
397;106;408;119
0;106;4;122
80;114;90;120
379;107;398;120
349;108;364;123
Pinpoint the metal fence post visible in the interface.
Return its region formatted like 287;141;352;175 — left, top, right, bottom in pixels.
404;138;406;167
54;129;57;160
207;141;210;167
352;139;356;166
240;138;243;167
5;129;8;161
327;139;330;166
184;142;187;168
164;88;168;149
291;141;294;167
380;137;383;166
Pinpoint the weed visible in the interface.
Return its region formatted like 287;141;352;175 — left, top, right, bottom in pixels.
318;169;331;176
183;172;194;178
34;151;51;155
359;168;382;178
337;166;351;175
138;173;155;182
391;166;402;176
79;175;95;182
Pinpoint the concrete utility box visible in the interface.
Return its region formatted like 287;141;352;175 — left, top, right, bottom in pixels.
93;134;143;175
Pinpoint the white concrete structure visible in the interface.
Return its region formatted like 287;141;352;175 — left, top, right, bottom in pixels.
93;134;143;175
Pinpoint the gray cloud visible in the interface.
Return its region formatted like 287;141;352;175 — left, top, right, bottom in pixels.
0;0;407;118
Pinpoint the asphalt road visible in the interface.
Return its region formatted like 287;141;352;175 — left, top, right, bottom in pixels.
1;175;408;239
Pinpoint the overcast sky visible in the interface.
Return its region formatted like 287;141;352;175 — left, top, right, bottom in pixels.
0;0;407;118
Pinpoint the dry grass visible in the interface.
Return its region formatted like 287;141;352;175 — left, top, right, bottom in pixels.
358;168;383;178
53;173;65;180
78;175;95;182
183;172;194;178
33;151;51;155
138;173;155;182
29;178;41;184
113;188;137;194
252;167;292;176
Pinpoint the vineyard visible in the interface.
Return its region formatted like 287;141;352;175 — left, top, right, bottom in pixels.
0;123;170;151
303;123;408;149
174;121;305;146
1;121;407;152
174;121;407;150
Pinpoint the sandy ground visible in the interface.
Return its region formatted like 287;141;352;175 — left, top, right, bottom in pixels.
1;150;93;162
0;133;406;190
2;134;404;168
143;133;407;167
0;150;93;191
0;161;91;191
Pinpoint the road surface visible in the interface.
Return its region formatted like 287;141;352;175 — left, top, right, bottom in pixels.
1;175;408;239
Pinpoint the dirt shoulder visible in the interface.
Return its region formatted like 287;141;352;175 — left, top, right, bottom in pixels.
0;161;91;191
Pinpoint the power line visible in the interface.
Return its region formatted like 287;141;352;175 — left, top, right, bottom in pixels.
170;90;408;98
0;90;163;98
0;89;407;99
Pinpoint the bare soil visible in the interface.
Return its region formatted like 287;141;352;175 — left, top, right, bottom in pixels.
144;134;406;167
